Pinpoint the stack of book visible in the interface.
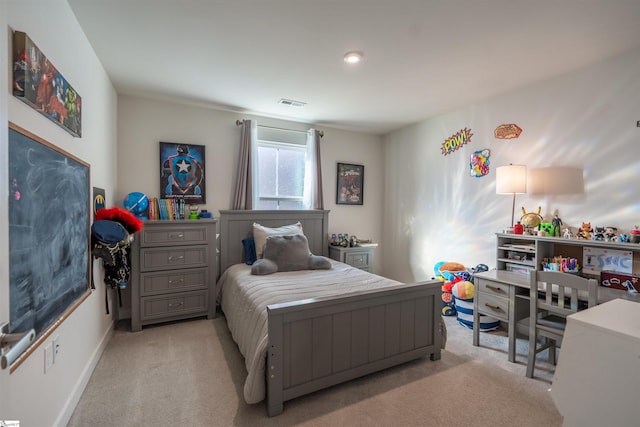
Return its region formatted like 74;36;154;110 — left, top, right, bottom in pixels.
147;197;185;220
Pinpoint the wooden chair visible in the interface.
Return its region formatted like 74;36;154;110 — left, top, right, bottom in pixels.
526;270;598;378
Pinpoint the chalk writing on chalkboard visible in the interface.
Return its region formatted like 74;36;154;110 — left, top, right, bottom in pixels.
8;122;91;368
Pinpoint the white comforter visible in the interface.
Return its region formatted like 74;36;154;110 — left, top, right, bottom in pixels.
216;259;403;404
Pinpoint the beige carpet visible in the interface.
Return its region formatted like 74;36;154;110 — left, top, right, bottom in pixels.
67;315;562;427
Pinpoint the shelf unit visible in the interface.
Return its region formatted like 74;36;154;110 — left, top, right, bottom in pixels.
495;233;640;277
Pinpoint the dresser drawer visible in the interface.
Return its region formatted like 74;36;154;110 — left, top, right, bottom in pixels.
140;225;210;247
139;246;208;271
345;251;370;268
476;292;509;321
140;290;208;320
140;268;208;296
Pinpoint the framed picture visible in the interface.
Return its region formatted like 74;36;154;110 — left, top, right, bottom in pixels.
159;141;206;204
336;163;364;205
12;31;82;137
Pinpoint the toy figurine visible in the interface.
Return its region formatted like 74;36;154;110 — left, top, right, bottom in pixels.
520;206;543;231
593;226;605;241
577;222;593;240
552;214;563;237
563;227;573;239
604;226;618;242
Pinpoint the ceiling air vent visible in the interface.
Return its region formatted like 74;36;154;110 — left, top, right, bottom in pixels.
278;98;306;108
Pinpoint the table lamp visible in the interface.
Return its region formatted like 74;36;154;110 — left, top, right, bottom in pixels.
496;164;527;227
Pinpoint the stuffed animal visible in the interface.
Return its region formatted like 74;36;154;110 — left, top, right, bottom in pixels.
434;261;467;316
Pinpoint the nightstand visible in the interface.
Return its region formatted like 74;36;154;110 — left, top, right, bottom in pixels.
328;244;377;273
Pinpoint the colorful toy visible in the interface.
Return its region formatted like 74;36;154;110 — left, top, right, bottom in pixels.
520;206;543;230
604;227;618;242
577;222;593;239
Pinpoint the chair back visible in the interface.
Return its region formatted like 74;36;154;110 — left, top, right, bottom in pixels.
530;270;598;317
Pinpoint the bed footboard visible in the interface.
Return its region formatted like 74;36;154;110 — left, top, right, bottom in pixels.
266;280;441;416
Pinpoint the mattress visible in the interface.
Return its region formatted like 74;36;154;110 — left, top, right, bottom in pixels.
216;259;404;404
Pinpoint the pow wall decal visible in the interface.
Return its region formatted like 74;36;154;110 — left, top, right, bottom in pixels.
494;123;522;139
441;127;473;155
470;149;490;177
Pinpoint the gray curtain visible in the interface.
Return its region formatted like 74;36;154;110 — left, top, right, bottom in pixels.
305;129;324;209
232;120;256;209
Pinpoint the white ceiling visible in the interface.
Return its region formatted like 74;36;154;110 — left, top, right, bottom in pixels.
68;0;640;135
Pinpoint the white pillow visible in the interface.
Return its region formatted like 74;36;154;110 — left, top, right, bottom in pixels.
253;221;304;259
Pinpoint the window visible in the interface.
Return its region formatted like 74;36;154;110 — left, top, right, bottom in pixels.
254;127;308;210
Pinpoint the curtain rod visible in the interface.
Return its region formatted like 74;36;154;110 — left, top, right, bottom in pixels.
236;120;323;137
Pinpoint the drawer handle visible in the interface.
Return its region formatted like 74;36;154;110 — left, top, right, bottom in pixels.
168;279;184;286
168;302;184;308
169;233;185;240
484;303;503;312
168;255;185;261
486;285;505;294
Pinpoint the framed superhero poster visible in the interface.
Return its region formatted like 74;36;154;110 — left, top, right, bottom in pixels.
159;142;206;203
336;162;364;205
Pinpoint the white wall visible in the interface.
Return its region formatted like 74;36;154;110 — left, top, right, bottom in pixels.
382;47;640;283
1;1;118;425
116;95;386;271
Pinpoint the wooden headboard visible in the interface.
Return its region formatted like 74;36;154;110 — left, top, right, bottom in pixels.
219;210;330;274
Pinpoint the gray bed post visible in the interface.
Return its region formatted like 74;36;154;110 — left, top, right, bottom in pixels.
266;306;284;416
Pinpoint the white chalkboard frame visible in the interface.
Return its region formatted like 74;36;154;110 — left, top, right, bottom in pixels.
8;122;91;372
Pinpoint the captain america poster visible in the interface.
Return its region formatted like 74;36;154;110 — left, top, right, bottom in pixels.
159;141;206;203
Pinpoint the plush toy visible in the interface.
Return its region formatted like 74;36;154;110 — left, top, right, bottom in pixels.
434;261;468;316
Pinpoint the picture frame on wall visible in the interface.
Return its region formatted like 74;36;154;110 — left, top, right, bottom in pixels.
336;162;364;205
159;141;206;204
12;31;82;137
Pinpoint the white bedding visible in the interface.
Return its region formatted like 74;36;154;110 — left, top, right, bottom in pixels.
216;259;404;404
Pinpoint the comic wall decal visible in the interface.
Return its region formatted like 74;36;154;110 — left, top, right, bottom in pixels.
470;149;490;177
494;123;522;139
441;128;473;155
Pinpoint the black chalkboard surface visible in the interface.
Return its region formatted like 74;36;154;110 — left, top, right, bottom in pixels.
8;123;91;342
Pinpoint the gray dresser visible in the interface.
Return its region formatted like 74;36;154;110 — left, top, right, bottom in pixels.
130;219;217;331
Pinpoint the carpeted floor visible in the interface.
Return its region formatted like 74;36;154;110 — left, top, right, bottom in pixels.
66;315;562;427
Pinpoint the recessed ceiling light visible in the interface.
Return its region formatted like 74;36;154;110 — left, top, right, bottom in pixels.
343;51;363;64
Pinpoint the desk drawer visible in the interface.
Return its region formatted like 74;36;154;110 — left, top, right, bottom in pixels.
476;293;509;321
477;279;510;297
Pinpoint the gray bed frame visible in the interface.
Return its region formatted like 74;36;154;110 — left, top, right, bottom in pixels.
218;210;442;416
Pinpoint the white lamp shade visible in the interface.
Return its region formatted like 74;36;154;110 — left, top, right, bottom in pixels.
496;164;527;194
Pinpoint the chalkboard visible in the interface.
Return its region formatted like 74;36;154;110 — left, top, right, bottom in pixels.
8;123;91;344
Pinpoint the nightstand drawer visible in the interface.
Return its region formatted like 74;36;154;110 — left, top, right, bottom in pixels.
140;268;208;296
140;290;208;320
476;293;509;321
140;225;210;247
139;246;209;271
345;251;370;268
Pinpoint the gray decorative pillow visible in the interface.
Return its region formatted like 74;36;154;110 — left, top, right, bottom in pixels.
251;234;331;275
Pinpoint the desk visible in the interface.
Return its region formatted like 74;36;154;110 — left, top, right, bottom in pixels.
550;299;640;426
473;269;640;363
473;270;530;362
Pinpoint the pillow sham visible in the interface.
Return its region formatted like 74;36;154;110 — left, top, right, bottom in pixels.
253;221;304;259
251;234;331;275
